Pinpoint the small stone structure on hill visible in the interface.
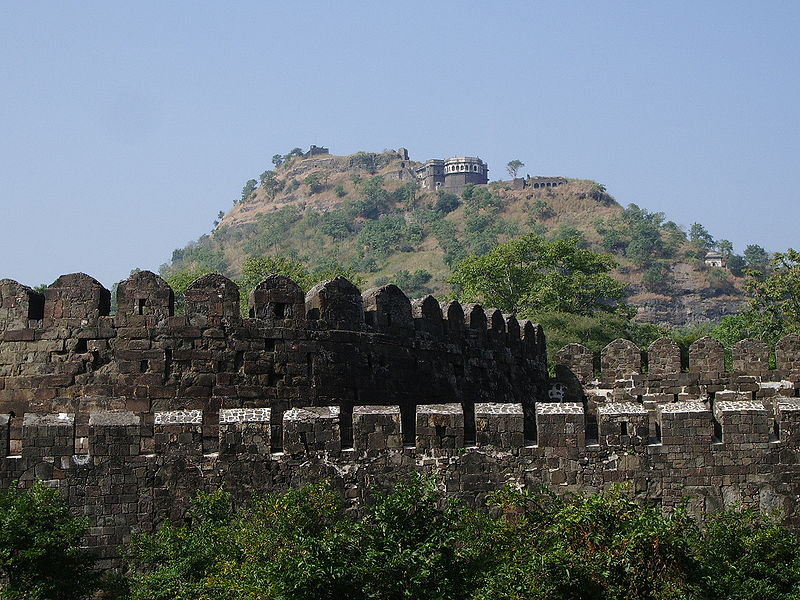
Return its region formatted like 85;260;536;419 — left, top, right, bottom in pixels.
1;272;800;566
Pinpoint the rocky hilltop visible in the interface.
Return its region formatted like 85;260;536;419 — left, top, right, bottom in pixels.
164;147;747;328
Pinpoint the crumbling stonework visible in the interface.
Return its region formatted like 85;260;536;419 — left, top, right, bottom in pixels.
2;270;800;566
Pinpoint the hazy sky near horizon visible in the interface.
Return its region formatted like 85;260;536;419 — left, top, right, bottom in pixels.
1;1;798;289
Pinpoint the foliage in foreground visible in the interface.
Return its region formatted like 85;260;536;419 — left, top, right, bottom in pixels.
0;482;96;600
124;477;800;600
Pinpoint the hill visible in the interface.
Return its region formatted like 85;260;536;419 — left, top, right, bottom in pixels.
162;146;751;328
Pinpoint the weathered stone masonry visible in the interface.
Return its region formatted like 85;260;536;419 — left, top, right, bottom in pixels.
2;271;800;565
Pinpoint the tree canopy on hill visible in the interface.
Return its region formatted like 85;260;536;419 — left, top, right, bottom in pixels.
715;248;800;346
449;234;628;317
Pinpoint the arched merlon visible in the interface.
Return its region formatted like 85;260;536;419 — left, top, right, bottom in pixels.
116;270;174;325
647;338;681;375
556;335;800;382
462;303;487;332
777;334;800;373
440;300;465;334
504;314;520;342
732;338;770;374
411;295;444;338
689;336;725;374
305;277;363;329
519;320;546;355
555;343;594;385
248;274;305;325
601;338;642;380
43;273;110;325
185;273;241;327
362;285;413;336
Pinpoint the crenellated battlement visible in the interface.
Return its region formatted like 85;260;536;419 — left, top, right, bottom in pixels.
3;397;797;462
554;335;800;400
3;270;800;565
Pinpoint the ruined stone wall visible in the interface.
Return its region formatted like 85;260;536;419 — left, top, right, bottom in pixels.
3;271;800;565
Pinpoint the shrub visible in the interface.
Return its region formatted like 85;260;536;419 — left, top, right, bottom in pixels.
0;483;96;600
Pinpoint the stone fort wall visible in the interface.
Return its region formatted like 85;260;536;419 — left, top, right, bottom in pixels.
2;271;800;565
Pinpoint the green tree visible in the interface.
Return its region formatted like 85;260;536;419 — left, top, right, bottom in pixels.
449;234;627;317
126;476;490;600
124;479;800;600
356;215;409;258
0;483;96;600
239;179;258;204
661;220;686;257
642;263;672;293
126;488;240;600
712;248;800;347
689;223;714;252
694;509;800;599
717;239;734;259
304;172;325;194
506;159;525;178
351;176;388;219
475;485;699;600
728;254;747;277
319;209;353;241
238;254;312;297
744;244;770;276
549;225;588;248
391;182;418;209
272;153;284;167
531;199;553;219
259;170;284;199
589;182;615;204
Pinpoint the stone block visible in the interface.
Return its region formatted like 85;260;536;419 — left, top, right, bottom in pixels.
153;410;202;455
22;412;75;458
89;411;141;457
474;402;524;447
352;405;402;452
416;404;464;451
713;400;770;445
536;402;584;448
283;406;340;454
218;407;271;455
598;402;648;447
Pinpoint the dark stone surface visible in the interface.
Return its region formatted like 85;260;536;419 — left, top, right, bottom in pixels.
3;271;800;566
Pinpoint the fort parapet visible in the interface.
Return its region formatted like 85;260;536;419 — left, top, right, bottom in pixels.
1;271;800;565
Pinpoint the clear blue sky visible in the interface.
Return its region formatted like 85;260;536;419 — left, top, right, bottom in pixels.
1;1;797;289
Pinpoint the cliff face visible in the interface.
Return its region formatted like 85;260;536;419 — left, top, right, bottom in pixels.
633;293;746;328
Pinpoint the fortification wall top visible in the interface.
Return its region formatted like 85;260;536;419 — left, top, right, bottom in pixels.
0;270;548;453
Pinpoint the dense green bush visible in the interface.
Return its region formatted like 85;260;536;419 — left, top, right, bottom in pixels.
123;478;800;600
7;476;800;599
0;483;97;600
375;269;433;296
